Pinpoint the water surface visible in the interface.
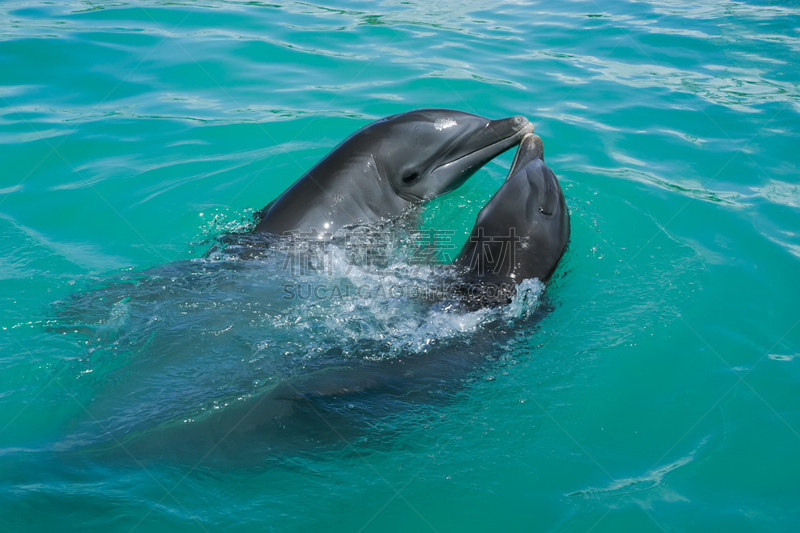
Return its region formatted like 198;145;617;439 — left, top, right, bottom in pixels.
1;0;799;531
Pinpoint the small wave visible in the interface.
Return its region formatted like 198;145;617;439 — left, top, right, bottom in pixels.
644;0;800;20
568;437;708;509
581;165;742;206
525;50;800;111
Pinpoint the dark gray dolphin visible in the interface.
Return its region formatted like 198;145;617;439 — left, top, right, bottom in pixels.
452;133;570;294
255;109;533;235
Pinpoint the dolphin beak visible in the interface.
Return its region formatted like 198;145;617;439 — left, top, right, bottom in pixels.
427;116;534;195
506;133;545;181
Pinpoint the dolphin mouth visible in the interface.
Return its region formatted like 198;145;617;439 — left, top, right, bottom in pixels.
430;119;534;181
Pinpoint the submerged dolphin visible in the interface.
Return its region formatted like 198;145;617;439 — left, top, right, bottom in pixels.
255;109;533;235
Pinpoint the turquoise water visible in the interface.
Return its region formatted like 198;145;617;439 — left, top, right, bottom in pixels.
2;0;800;531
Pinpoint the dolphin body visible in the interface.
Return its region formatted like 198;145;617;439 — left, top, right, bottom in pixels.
449;133;570;307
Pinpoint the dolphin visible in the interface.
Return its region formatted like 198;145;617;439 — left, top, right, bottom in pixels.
254;109;533;235
452;133;570;300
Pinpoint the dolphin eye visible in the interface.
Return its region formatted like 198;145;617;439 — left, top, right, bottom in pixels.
539;206;554;216
402;172;421;184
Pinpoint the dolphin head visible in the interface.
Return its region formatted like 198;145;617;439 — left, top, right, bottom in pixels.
455;133;570;284
367;109;534;202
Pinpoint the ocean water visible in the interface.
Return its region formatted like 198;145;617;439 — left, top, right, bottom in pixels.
1;0;799;531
